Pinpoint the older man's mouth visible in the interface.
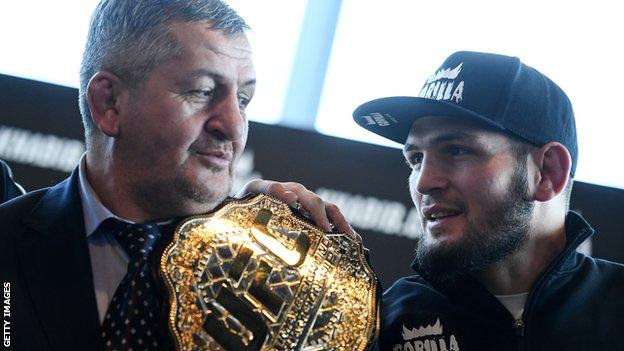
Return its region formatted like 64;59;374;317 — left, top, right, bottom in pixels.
191;149;232;168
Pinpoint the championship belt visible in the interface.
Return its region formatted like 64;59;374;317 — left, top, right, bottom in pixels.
159;194;379;351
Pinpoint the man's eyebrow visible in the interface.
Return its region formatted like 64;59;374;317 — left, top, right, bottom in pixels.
240;78;256;89
403;143;417;155
187;69;256;87
432;132;479;144
187;69;221;80
403;132;479;154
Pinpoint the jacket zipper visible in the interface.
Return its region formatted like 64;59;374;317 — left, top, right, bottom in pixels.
515;227;592;351
514;319;524;336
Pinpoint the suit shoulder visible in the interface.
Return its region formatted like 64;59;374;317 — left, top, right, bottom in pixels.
0;189;49;271
0;188;48;224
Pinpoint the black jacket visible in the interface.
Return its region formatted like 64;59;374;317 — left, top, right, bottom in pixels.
379;212;624;350
0;170;104;350
1;159;24;204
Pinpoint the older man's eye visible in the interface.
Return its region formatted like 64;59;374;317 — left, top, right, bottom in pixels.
238;95;251;109
188;89;213;100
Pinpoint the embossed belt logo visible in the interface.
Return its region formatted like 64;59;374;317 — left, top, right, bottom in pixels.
160;194;379;350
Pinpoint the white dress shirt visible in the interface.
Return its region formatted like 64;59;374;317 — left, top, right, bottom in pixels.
77;155;131;324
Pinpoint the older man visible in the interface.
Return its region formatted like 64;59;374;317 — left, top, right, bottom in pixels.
354;51;624;350
0;1;348;350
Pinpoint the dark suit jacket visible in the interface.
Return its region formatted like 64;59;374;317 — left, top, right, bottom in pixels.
1;160;24;204
0;169;104;351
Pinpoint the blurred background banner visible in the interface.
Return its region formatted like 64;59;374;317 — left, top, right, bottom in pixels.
2;74;623;288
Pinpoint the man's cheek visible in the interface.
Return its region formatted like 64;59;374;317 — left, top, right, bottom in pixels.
408;174;420;206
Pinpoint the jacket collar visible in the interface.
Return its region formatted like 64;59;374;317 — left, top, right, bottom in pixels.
18;168;103;350
555;211;594;272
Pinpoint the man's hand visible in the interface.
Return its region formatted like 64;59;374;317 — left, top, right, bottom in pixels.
236;179;360;241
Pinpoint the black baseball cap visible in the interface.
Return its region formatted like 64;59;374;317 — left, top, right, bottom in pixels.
353;51;578;176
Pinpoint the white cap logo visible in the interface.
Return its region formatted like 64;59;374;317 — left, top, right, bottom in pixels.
419;63;465;103
360;112;397;127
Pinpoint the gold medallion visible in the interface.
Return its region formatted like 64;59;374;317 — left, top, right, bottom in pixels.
159;194;379;350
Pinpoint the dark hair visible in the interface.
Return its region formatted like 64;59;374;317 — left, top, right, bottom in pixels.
78;0;249;144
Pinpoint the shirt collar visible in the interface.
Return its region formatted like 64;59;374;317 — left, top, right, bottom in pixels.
78;154;128;237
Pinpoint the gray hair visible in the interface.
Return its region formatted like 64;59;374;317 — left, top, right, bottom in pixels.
78;0;249;145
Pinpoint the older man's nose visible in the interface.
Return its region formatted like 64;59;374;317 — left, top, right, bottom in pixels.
204;92;246;141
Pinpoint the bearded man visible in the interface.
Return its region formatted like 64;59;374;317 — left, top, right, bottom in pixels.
353;51;624;350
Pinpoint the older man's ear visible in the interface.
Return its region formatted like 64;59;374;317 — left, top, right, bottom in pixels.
87;71;128;138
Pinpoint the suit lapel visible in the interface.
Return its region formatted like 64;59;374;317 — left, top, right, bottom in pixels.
18;169;103;351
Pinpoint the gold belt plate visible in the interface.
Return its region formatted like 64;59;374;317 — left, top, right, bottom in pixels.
159;194;379;351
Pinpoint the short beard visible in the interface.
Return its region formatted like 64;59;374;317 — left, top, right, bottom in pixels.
415;164;534;283
173;168;232;208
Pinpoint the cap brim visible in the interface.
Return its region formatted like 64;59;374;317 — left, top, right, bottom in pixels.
353;96;506;144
